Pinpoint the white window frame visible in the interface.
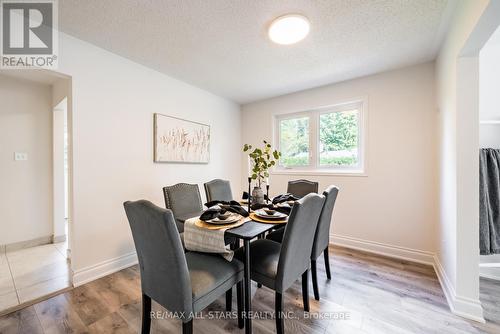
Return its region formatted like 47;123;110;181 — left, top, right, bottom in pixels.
273;99;367;176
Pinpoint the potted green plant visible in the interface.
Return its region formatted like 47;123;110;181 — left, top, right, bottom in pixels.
243;140;281;204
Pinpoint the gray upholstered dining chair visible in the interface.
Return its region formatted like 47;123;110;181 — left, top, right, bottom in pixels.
204;179;233;202
124;200;244;334
287;179;319;198
266;185;339;301
203;178;239;309
235;193;325;334
163;182;235;311
163;183;203;233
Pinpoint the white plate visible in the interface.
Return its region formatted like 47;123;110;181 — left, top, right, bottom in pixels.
206;214;240;224
255;209;287;219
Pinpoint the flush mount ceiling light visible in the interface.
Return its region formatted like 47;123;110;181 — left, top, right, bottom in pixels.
268;14;310;45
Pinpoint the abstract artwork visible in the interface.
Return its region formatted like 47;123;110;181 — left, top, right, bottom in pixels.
154;113;210;163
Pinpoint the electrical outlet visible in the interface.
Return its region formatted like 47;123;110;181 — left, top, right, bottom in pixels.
14;152;28;161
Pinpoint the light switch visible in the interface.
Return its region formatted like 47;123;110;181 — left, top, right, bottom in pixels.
14;152;28;161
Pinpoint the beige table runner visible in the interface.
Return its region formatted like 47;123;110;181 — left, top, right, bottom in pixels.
184;216;249;261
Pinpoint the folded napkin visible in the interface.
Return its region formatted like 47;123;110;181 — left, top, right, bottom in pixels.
205;200;241;208
251;193;299;214
239;193;297;215
201;201;249;221
251;203;291;215
272;193;299;204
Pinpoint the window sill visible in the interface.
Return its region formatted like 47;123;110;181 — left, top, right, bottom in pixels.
271;169;367;177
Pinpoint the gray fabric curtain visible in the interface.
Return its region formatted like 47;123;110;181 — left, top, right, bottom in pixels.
480;148;500;255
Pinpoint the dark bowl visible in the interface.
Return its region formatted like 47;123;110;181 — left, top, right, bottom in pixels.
218;213;231;220
264;209;277;215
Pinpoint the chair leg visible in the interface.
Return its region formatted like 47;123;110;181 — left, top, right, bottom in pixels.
226;244;236;310
236;281;244;329
275;292;284;334
141;294;151;334
301;270;310;312
311;260;320;301
324;248;331;280
182;319;193;334
226;287;232;312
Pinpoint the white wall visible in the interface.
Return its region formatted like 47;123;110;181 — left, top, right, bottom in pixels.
479;31;500;149
480;125;500;149
54;33;241;283
0;75;53;245
241;62;438;260
435;0;495;321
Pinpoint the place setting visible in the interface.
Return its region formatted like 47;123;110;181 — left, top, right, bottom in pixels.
183;191;296;260
195;210;249;230
250;208;288;224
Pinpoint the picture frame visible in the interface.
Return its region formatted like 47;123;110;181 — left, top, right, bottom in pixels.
153;113;210;163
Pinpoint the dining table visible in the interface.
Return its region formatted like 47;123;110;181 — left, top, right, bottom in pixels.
224;219;282;334
181;202;289;334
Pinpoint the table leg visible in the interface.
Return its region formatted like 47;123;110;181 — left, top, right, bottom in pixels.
244;239;252;334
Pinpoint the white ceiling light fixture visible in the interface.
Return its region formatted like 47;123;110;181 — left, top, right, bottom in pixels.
268;14;310;45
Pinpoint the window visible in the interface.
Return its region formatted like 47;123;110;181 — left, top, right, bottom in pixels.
279;116;310;167
319;108;359;167
275;101;365;174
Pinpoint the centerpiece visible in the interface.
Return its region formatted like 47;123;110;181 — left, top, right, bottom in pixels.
243;140;281;205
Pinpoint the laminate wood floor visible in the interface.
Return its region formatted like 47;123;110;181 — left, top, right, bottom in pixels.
0;246;499;334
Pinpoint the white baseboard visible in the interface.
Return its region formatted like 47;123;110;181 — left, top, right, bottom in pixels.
2;235;53;252
480;272;500;281
479;267;500;281
433;255;485;323
72;251;138;287
479;262;500;268
330;233;485;323
53;234;67;243
330;233;435;265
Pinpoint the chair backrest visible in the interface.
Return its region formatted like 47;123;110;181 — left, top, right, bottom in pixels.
163;183;203;217
312;185;339;259
204;179;233;202
276;193;325;292
287;179;319;198
123;200;193;315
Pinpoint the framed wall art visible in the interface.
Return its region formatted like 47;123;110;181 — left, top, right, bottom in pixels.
153;113;210;163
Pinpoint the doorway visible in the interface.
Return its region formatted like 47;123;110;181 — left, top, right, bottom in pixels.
478;25;500;327
53;97;69;259
0;70;73;315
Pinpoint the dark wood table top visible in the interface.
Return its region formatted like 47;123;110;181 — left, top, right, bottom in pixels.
225;220;281;240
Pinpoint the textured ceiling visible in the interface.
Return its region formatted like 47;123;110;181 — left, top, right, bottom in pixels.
59;0;449;104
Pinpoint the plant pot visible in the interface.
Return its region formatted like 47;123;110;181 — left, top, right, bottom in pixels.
251;186;265;205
